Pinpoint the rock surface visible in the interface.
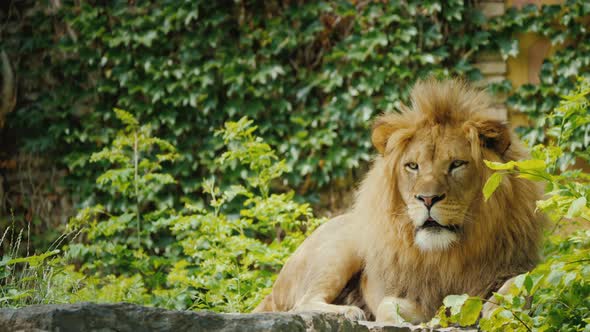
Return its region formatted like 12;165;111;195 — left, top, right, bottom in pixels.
0;303;475;332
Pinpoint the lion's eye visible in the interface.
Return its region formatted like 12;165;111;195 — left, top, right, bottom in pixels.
449;160;468;171
405;162;419;171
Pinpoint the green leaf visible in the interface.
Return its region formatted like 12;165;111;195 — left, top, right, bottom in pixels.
483;172;504;201
498;38;519;60
113;108;139;128
443;294;469;315
484;160;515;170
516;171;548;182
523;275;533;294
0;290;33;303
459;298;483;326
566;197;587;219
6;250;60;268
443;294;469;307
515;159;546;171
513;273;527;289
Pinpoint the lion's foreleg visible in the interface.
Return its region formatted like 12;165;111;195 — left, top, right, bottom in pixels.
257;215;364;318
375;296;426;324
290;259;366;320
252;294;273;312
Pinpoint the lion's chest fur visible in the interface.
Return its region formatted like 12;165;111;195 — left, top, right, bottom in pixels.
357;221;503;318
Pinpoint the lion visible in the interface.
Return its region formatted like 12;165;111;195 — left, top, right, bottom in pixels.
253;79;544;323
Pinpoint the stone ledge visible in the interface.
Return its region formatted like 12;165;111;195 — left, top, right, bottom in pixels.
0;303;476;332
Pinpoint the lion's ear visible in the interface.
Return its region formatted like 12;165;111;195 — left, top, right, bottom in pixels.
372;112;414;154
472;119;511;155
371;118;396;154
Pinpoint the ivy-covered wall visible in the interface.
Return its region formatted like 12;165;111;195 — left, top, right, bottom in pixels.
1;1;589;238
498;0;590;162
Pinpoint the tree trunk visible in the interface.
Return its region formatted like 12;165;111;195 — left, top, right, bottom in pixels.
0;49;17;128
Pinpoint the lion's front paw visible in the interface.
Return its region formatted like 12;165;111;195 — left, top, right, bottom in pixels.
375;302;405;324
341;305;366;321
293;302;366;321
375;297;425;325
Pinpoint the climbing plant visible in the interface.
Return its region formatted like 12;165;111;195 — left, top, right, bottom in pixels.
1;0;589;245
1;112;321;312
487;1;590;167
1;0;492;213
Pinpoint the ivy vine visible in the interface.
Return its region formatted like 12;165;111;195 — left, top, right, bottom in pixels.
0;0;588;214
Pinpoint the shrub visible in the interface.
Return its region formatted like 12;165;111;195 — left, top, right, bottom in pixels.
46;111;318;312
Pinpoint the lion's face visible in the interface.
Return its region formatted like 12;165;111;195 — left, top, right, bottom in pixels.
371;80;514;252
396;126;481;251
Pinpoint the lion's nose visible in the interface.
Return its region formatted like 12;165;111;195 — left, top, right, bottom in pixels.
416;194;446;209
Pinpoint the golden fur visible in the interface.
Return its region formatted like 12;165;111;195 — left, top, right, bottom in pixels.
253;79;544;323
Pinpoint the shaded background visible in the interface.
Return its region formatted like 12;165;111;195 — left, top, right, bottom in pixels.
1;0;589;250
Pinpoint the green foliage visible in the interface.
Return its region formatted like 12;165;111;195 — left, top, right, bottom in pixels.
479;233;589;332
155;116;321;311
1;0;497;214
4;1;590;252
0;215;80;307
67;108;180;281
488;1;590;168
215;117;289;199
483;78;590;223
0;112;321;312
0;247;62;306
428;235;589;332
430;294;483;327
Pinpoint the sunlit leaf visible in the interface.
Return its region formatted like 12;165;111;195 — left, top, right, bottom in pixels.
483;172;504;201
